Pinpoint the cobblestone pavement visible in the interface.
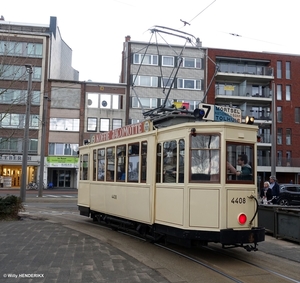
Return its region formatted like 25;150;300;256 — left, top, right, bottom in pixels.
0;218;171;283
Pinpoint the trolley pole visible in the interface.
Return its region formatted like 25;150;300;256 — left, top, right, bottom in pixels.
271;81;276;177
20;65;33;202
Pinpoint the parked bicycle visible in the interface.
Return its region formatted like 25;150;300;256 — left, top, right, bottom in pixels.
26;182;47;190
26;182;38;190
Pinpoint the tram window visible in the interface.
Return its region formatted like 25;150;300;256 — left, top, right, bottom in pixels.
226;143;254;183
106;147;115;181
97;149;105;181
93;150;97;181
80;154;89;180
141;141;147;182
117;145;126;182
190;134;220;182
128;143;139;182
156;143;162;182
163;141;177;183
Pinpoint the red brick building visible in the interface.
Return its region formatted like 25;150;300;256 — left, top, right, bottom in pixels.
206;48;300;185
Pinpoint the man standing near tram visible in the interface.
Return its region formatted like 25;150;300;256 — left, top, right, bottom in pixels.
269;175;280;204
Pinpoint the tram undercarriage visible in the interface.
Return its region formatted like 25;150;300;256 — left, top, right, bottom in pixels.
79;206;265;252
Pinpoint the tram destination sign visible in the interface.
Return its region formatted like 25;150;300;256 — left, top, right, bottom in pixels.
198;103;242;123
90;120;152;144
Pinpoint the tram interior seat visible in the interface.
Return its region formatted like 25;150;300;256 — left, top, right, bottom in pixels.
191;173;210;181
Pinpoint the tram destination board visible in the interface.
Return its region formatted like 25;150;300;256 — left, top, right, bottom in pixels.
199;103;242;123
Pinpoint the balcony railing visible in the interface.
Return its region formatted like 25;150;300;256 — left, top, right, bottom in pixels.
217;65;273;77
257;157;300;167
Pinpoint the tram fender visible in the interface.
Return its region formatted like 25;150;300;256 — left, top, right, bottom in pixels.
220;227;265;245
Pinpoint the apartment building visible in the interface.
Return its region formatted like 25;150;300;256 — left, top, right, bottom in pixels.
206;48;300;185
0;16;78;188
120;35;205;123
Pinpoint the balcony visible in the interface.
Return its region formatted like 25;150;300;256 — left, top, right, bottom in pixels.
257;157;300;168
216;64;274;83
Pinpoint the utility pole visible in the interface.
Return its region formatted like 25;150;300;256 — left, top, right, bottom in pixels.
271;81;276;177
38;94;48;197
20;64;33;202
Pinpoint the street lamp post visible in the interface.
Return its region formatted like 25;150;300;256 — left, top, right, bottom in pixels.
20;64;33;202
38;94;48;197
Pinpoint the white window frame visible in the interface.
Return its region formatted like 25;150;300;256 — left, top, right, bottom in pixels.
133;75;158;87
87;117;97;132
161;77;174;88
100;118;109;132
162;56;174;67
177;78;201;90
133;54;158;65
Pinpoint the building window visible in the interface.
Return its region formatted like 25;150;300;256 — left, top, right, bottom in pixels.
87;117;97;132
131;97;157;109
181;57;202;69
0;113;38;128
277;150;282;166
49;118;80;131
162;56;174;67
286;151;291;166
277;84;282;100
129;119;140;124
100;118;109;132
48;143;79;156
177;78;201;90
277;128;282;145
276;61;282;78
277;107;282;123
112;119;122;129
295;107;300;123
133;75;158;87
87;93;99;108
133;53;158;65
286;85;291;101
87;93;121;109
286;129;291;145
100;94;111;109
161;77;174;88
27;43;43;57
286;61;291;79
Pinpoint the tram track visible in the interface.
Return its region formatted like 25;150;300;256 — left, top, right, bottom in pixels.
154;242;300;283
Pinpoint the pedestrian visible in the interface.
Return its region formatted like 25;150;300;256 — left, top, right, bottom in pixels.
260;181;273;204
269;176;280;204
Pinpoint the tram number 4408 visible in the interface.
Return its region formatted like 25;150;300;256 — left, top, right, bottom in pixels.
231;197;246;204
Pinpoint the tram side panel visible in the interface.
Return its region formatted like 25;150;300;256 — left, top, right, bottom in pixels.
89;183;153;224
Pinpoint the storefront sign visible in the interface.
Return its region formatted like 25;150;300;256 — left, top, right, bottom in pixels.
0;155;40;162
46;156;79;168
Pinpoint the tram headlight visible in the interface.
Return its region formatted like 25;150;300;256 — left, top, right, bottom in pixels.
245;116;255;124
238;213;247;225
193;108;205;120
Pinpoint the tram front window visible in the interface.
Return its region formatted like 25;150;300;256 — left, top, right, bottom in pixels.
226;143;254;183
190;134;220;182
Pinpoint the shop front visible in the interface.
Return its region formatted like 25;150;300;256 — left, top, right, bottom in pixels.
45;156;79;189
0;155;40;188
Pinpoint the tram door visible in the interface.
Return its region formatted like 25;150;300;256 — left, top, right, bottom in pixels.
53;169;71;188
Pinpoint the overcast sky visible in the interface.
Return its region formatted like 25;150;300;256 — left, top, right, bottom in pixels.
2;0;299;83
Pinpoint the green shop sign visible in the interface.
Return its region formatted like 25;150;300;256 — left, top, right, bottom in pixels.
46;156;79;167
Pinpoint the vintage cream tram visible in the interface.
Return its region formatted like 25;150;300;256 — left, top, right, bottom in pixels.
78;108;265;251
